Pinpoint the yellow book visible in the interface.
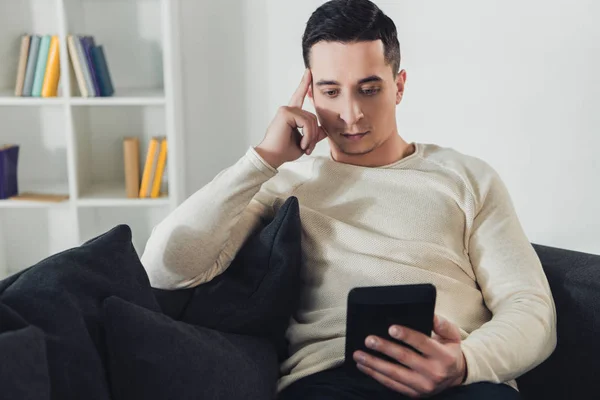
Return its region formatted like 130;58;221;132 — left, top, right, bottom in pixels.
139;137;160;198
150;138;168;198
41;36;60;97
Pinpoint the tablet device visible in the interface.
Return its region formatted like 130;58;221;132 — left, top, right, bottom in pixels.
344;283;437;371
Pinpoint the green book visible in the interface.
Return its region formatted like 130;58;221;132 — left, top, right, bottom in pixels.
31;35;51;97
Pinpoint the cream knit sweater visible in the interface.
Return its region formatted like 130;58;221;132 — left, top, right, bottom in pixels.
141;142;556;393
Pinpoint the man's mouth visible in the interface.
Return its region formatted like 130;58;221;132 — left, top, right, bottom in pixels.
341;131;369;141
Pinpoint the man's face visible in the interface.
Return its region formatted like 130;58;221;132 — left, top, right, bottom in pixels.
308;40;406;158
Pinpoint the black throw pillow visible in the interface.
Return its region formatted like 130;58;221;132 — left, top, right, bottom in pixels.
0;302;50;400
0;224;160;400
102;295;279;400
153;196;303;360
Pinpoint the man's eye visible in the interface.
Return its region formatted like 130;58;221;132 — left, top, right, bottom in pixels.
323;89;339;97
361;88;380;96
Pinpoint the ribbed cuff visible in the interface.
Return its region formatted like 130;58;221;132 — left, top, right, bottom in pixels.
460;341;481;385
246;147;278;177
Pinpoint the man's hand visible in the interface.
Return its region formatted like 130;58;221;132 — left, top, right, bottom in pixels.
353;315;467;398
254;69;327;169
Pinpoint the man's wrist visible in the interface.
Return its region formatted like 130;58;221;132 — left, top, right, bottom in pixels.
254;145;283;170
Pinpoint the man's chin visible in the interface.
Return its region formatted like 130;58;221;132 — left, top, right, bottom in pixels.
335;144;378;157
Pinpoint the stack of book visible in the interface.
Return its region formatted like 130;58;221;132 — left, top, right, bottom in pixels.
14;35;61;97
66;35;114;97
123;137;168;199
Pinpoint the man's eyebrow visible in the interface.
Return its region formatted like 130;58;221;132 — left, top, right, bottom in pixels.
358;75;383;84
315;75;383;86
315;79;340;86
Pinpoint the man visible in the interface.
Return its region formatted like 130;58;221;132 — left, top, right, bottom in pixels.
141;0;557;398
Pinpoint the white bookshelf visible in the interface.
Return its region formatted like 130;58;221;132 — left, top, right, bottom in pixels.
0;0;185;278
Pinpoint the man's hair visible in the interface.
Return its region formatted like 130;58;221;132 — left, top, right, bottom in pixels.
302;0;401;76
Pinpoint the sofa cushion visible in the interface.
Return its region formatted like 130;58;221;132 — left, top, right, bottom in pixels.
153;196;303;360
103;295;279;400
0;303;50;400
0;224;160;400
517;244;600;400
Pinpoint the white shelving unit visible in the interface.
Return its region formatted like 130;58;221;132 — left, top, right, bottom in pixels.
0;0;185;278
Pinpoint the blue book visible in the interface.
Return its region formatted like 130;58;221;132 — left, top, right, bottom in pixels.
0;145;19;199
22;35;41;97
31;35;51;97
80;36;102;96
90;45;114;96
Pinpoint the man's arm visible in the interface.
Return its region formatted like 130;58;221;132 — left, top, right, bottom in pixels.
141;148;278;289
142;69;326;290
461;168;557;384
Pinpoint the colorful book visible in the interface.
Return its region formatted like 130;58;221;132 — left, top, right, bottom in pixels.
150;138;167;198
123;137;140;198
80;36;102;96
90;45;114;96
41;36;60;97
67;35;89;97
0;145;19;200
14;35;31;96
22;35;41;97
74;35;96;97
31;35;51;97
139;138;160;198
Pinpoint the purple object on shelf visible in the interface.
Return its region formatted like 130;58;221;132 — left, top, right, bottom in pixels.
0;145;19;199
80;36;102;97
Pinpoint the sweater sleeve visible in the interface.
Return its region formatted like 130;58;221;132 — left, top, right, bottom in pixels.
461;167;557;385
141;147;278;289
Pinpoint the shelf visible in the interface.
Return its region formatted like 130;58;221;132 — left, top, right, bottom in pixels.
0;0;182;275
69;88;166;106
0;89;165;107
77;182;169;207
0;182;70;208
0;91;65;106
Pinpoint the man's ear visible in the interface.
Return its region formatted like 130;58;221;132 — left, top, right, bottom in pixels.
396;69;407;105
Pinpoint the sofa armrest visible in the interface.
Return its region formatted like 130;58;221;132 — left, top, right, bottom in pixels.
516;244;600;400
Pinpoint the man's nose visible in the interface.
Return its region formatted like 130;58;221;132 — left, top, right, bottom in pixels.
339;96;364;126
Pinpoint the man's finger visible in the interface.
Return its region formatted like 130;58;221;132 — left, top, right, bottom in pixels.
287;109;314;151
389;325;445;358
288;69;312;108
364;336;429;376
354;352;425;397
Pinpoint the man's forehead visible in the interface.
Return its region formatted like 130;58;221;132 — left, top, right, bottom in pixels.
309;40;390;83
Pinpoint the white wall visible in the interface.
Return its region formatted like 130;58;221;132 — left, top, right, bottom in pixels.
180;0;599;255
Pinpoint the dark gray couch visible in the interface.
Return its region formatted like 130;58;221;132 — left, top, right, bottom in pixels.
0;196;598;400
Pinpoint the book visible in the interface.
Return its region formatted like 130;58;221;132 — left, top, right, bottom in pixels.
150;138;167;198
74;35;96;97
0;145;19;200
15;35;31;96
123;137;140;198
139;137;160;198
90;45;114;96
80;36;102;97
41;36;60;97
31;35;51;97
22;35;41;97
67;35;89;97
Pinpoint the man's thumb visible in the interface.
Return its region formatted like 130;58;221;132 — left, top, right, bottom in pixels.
433;314;461;342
